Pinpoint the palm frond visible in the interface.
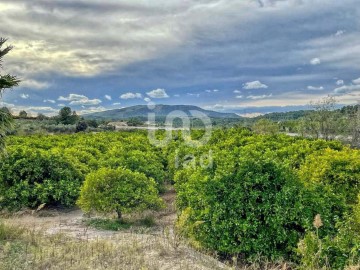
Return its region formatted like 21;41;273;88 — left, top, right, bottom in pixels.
0;74;20;89
0;108;13;153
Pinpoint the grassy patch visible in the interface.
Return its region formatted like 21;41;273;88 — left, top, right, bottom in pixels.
0;222;25;241
137;215;156;227
85;218;131;230
84;216;156;231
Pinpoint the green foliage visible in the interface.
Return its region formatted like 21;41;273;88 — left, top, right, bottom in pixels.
0;146;84;210
1;125;359;268
103;148;166;189
85;218;132;230
175;153;343;259
127;117;144;126
18;110;28;118
85;216;156;231
297;215;360;270
0;38;18;153
0;107;13;152
299;148;360;205
252;118;279;135
1;131;167;210
57;106;79;125
86;119;99;128
170;127;358;265
75;120;88;132
0;38;20;94
77;168;164;219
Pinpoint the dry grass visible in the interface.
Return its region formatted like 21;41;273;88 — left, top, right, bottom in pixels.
0;187;300;270
0;222;227;270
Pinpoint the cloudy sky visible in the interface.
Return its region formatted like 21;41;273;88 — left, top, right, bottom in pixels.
1;0;360;116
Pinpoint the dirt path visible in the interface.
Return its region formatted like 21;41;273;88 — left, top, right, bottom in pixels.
3;186;177;238
2;187;229;270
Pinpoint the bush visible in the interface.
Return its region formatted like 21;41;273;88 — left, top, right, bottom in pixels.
0;146;84;210
298;148;360;205
75;120;88;132
103;148;166;190
175;153;344;260
176;156;298;258
77;168;164;220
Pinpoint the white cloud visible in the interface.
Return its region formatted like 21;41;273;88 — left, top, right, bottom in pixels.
247;94;273;100
235;95;243;99
243;81;268;90
233;90;241;93
146;88;169;98
43;99;56;104
144;97;151;102
20;93;29;99
205;89;219;93
112;102;121;106
310;58;321;65
58;94;86;101
352;77;360;84
174;94;180;97
335;30;344;36
78;106;107;115
187;93;200;98
0;101;58;116
70;98;102;106
307;86;324;90
104;95;112;100
336;80;344;86
19;79;50;90
58;93;101;106
239;112;264;118
120;92;142;99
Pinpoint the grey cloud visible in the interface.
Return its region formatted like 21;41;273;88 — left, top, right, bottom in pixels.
333;84;360;95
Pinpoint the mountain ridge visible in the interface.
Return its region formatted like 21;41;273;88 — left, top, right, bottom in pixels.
84;104;241;120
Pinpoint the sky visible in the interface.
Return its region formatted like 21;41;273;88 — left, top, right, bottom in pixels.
0;0;360;117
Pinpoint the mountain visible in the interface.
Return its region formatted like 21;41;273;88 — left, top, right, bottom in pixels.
84;105;241;120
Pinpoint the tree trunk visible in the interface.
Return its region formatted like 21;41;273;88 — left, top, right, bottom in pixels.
116;209;122;220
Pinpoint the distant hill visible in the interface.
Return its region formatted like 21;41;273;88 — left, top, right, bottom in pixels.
84;105;241;120
254;104;360;122
255;110;311;122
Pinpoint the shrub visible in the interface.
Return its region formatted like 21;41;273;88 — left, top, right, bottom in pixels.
75;120;88;132
103;149;166;190
175;153;344;260
77;168;164;220
298;148;360;205
0;146;84;210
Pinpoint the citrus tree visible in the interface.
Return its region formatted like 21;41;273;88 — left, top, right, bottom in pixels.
0;146;84;209
77;168;164;220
